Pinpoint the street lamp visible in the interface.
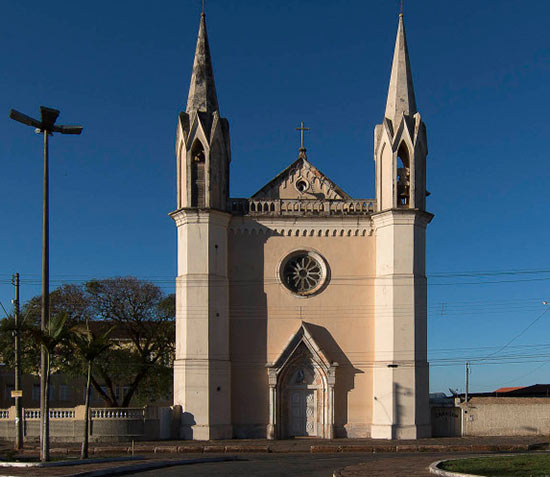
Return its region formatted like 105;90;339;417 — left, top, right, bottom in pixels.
9;106;82;461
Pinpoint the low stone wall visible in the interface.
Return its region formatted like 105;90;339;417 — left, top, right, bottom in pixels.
462;397;550;436
0;406;174;443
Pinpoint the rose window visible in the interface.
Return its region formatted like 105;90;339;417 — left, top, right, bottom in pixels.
280;251;328;296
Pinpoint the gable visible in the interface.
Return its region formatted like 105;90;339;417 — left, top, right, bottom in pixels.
252;156;351;200
270;322;334;372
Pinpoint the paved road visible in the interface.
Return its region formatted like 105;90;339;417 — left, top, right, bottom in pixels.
126;452;466;477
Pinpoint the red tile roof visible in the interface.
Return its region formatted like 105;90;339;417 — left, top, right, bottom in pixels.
494;386;525;393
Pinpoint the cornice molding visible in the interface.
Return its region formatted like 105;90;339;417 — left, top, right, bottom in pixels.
170;207;231;227
371;208;433;229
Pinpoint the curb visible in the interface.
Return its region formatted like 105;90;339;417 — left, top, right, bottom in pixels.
0;456;145;468
91;444;271;454
10;442;539;456
312;443;533;454
428;452;546;477
428;460;481;477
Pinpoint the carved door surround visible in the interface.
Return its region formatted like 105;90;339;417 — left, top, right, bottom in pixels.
266;322;338;439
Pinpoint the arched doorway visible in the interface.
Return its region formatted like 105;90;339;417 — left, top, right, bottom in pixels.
266;323;338;439
280;351;325;437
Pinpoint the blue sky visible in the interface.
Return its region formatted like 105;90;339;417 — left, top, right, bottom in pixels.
1;0;549;394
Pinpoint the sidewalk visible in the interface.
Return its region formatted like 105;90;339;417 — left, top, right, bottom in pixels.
0;436;545;477
15;435;544;454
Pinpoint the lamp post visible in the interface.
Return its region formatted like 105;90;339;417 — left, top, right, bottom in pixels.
9;106;82;461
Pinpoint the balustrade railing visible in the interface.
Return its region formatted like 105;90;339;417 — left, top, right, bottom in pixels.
50;409;75;419
230;198;375;216
0;406;169;441
20;407;144;420
24;409;40;420
91;408;145;419
24;409;75;419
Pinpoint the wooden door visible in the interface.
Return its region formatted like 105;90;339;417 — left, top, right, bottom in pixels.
289;390;316;436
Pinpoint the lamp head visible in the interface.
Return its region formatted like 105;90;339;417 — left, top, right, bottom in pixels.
39;106;60;131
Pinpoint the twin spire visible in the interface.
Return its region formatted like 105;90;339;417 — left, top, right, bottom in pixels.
384;13;417;126
186;13;219;114
185;11;417;125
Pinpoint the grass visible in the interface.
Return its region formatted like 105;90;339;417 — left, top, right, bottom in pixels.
440;454;550;476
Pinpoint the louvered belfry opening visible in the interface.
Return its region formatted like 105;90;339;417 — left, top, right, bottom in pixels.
191;141;206;207
396;143;410;207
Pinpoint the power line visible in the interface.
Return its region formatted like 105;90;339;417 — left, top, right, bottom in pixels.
1;266;550;286
477;307;550;361
3;267;550;279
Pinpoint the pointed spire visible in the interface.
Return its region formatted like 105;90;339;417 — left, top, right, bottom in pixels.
384;13;417;125
186;12;219;114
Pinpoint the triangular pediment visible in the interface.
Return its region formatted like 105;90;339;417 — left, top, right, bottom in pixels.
269;322;335;374
252;156;351;200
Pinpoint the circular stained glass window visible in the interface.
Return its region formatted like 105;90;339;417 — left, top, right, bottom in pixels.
280;251;328;296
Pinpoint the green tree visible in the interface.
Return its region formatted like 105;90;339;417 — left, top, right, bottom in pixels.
0;278;176;409
83;278;175;407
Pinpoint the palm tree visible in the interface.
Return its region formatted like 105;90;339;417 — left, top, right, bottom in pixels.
0;313;31;451
71;322;113;459
28;313;70;462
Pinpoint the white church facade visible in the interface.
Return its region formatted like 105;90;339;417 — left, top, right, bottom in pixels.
170;11;433;440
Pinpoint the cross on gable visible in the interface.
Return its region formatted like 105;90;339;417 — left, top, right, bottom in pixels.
296;121;310;152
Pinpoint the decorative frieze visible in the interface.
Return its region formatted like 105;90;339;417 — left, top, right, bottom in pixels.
229;227;372;237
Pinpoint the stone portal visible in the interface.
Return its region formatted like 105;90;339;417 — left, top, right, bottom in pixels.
267;323;337;439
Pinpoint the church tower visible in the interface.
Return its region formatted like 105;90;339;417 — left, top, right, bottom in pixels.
371;13;433;439
170;11;232;440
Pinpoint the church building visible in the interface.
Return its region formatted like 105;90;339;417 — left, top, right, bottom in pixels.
170;10;433;440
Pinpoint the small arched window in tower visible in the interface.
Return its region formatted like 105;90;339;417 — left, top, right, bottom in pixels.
396;144;410;207
190;141;206;207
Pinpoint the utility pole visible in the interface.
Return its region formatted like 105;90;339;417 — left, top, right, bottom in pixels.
465;361;470;403
9;106;82;461
12;273;23;450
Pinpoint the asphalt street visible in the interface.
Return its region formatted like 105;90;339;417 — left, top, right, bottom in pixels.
126;452;441;476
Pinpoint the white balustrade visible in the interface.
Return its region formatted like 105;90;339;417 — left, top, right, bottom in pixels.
22;409;76;419
50;409;75;419
24;409;40;419
16;407;146;421
230;198;375;216
90;408;145;420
